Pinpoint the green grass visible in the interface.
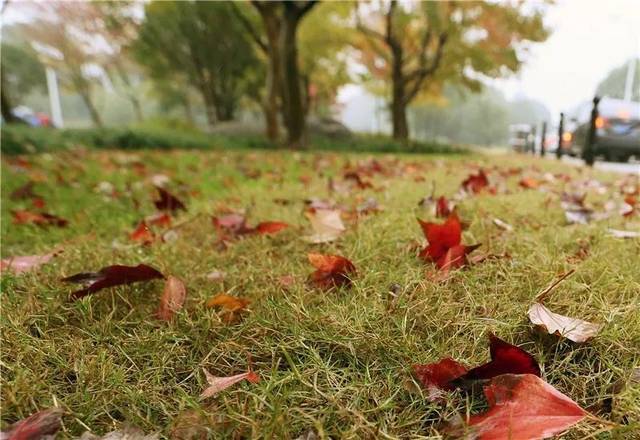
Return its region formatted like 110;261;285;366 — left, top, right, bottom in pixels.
1;147;639;439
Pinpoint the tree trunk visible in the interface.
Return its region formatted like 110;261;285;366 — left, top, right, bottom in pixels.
113;60;144;122
1;65;18;123
280;8;306;148
390;47;408;141
263;13;281;141
78;87;103;128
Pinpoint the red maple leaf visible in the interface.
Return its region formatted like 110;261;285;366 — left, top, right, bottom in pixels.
462;169;489;194
456;374;586;439
418;214;478;270
307;253;356;289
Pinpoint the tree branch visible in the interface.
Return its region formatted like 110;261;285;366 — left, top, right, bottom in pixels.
230;2;267;53
403;32;448;103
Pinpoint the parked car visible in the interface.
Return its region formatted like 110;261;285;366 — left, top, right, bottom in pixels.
10;106;54;127
563;98;640;162
508;124;533;153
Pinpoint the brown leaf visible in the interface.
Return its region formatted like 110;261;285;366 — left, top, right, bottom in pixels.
199;368;259;399
307;253;356;289
156;276;187;321
206;293;250;323
304;209;345;243
528;303;601;343
1;248;62;275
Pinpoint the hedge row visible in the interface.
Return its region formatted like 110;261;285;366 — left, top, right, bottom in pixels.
1;124;464;155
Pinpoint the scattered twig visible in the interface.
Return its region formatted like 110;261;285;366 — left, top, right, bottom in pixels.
535;269;576;303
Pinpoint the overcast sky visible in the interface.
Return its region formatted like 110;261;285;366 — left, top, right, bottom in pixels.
492;0;640;117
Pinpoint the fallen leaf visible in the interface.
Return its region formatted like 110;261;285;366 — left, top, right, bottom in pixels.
458;334;540;383
304;209;345;243
418;214;479;271
145;212;172;228
413;358;468;401
0;407;63;440
254;221;289;235
519;177;541;189
206;270;226;282
492;218;513;232
528;303;601;343
452;374;586;439
78;426;159;440
1;249;62;275
154;186;186;212
462;169;489;194
12;210;68;227
10;181;38;200
206;293;250;323
564;208;593;225
212;213;252;236
436;196;452;218
130;221;155;244
278;274;296;288
307;253;356;289
200;368;259;399
607;228;640;239
62;264;164;300
156;276;186;321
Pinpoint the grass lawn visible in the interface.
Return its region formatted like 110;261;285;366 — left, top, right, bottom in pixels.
1;147;639;439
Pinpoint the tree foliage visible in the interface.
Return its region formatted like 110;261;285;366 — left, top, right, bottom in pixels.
134;1;258;126
596;58;640;101
355;0;549;141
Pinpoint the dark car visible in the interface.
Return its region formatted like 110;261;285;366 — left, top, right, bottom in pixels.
564;98;640;162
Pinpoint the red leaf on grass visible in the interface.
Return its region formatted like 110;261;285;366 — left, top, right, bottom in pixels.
12;210;68;227
456;374;586;439
200;368;260;399
154;187;186;212
145;212;172;227
435;196;452;218
62;264;164;300
254;221;289;235
460;334;540;382
519;177;541;189
418;214;479;270
413;358;468;401
0;407;63;440
307;253;356;288
156;276;186;321
462;169;489;194
130;221;155;244
10;181;38;200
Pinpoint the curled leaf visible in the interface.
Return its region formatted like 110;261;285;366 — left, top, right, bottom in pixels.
62;264;164;300
528;303;601;343
304;209;345;243
200;368;259;399
156;276;186;321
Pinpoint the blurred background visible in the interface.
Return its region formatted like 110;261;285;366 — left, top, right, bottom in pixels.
1;0;638;157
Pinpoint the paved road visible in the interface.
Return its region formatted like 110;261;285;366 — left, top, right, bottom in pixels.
561;156;640;175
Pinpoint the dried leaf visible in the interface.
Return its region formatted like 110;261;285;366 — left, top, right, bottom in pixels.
307;253;356;289
199;368;259;399
492;218;513;232
206;293;250;323
62;264;164;300
156;276;186;321
528;303;601;343
462;169;489;194
0;407;63;440
1;249;62;275
453;374;586;439
78;426;159;440
304;209;345;243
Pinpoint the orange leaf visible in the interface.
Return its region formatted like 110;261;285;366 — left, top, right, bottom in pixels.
254;221;289;235
307;253;356;288
130;221;155;244
206;293;250;323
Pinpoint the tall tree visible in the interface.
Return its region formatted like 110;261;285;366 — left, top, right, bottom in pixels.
355;1;549;142
134;1;257;127
279;1;318;148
